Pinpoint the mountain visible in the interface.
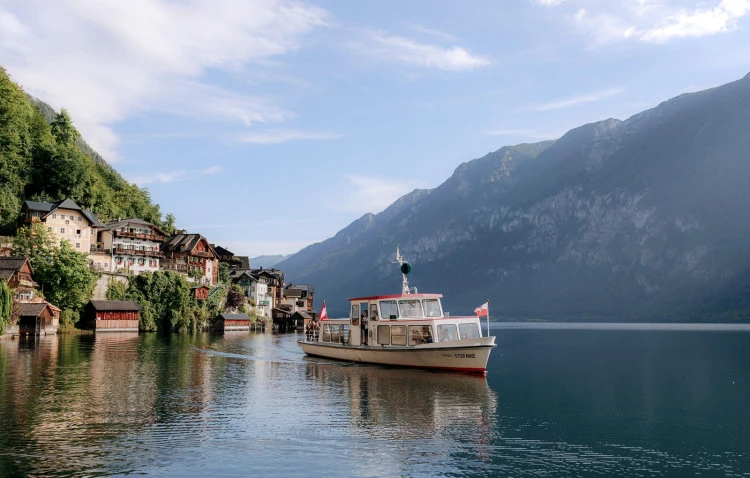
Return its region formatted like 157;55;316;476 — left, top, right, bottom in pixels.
279;73;750;321
251;255;288;268
0;67;169;234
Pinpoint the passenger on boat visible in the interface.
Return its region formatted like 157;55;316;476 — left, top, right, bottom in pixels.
361;310;369;345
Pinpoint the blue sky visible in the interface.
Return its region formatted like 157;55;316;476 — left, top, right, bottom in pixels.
2;0;749;256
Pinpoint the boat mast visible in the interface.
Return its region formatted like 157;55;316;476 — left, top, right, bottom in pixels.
395;246;412;295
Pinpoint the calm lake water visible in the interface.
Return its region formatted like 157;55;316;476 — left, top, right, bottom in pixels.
1;323;750;477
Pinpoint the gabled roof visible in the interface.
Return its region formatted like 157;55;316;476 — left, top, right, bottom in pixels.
218;313;250;321
88;300;142;311
24;199;102;227
16;302;51;318
291;310;312;319
212;245;234;257
0;257;31;272
285;289;303;298
161;233;218;257
0;270;14;281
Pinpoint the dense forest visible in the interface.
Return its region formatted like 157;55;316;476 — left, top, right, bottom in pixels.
0;67;170;234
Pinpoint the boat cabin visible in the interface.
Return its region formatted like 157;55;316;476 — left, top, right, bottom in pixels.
323;293;483;348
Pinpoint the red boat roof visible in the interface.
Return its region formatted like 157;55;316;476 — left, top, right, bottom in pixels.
348;293;443;302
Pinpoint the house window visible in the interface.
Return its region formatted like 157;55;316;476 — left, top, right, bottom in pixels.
65;220;70;225
52;213;57;219
47;227;52;232
70;215;74;220
78;216;82;221
60;227;65;234
75;242;80;249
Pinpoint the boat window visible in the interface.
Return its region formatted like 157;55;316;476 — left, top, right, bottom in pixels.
398;300;423;318
321;324;350;344
321;323;332;342
437;324;458;342
351;304;360;326
377;325;390;345
379;300;398;320
391;325;407;346
370;304;379;321
423;299;442;317
409;325;433;345
459;323;480;339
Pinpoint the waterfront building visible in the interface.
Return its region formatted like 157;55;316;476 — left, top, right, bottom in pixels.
192;285;210;301
229;270;272;318
15;302;60;336
90;218;167;274
21;198;102;253
160;231;219;285
281;283;315;315
216;313;251;332
84;300;141;332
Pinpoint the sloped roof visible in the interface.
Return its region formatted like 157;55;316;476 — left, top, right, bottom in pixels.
161;233;217;257
101;217;165;235
218;313;250;321
0;270;14;281
16;302;50;317
88;300;142;311
24;199;102;227
212;245;234;257
0;257;30;272
83;210;103;228
291;310;312;319
24;200;55;213
285;288;303;298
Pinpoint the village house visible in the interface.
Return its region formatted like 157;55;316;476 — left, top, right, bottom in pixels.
281;283;315;315
83;300;141;332
160;231;219;285
89;218;167;274
229;270;272;318
210;245;249;270
252;268;285;318
0;257;38;301
22;198;102;253
191;285;210;301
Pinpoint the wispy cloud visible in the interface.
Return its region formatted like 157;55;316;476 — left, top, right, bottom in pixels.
563;0;750;46
533;0;567;6
406;23;457;41
130;165;224;185
519;88;624;112
236;130;342;144
354;31;491;71
638;0;750;42
331;174;426;215
0;0;328;160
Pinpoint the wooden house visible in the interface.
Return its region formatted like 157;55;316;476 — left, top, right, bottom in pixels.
192;285;210;301
16;302;60;336
90;218;167;274
0;256;38;290
216;313;251;332
84;300;142;332
161;232;219;285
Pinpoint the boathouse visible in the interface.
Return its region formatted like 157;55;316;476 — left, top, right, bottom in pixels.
84;300;141;332
16;302;60;336
217;313;251;332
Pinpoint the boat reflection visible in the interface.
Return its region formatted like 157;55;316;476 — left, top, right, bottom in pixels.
304;360;498;443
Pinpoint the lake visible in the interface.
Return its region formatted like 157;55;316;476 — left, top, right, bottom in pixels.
1;323;749;477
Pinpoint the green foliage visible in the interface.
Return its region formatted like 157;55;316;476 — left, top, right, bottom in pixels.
12;223;97;311
59;309;80;332
106;276;128;300
218;262;229;284
0;281;12;332
121;271;208;333
0;68;175;233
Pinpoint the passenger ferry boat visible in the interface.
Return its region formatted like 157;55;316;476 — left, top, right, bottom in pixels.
298;249;496;374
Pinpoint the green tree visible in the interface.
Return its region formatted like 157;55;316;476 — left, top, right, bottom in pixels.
123;271;201;333
163;213;176;235
50;109;80;145
0;281;12;332
106;276;128;300
218;262;229;284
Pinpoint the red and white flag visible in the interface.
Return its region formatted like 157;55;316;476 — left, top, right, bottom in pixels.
474;301;489;317
319;300;328;321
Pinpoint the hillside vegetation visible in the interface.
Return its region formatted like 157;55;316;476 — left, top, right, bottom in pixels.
0;67;168;233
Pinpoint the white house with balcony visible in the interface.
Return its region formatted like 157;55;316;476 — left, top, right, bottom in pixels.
90;218;167;274
230;270;272;318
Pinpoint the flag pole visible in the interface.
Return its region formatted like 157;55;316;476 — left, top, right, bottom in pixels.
486;299;490;337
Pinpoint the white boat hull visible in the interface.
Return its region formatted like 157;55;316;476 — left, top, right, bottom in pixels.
299;337;496;374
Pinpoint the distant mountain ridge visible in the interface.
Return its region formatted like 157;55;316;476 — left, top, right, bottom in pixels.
279;73;750;321
250;255;288;269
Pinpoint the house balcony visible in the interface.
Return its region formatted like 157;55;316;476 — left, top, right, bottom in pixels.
192;250;215;259
113;230;166;242
113;246;164;258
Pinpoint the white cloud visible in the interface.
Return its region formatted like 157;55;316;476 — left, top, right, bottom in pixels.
519;88;624;111
358;32;491;71
236;130;342;144
639;0;750;42
129;165;224;185
533;0;567;6
0;0;328;160
332;174;426;215
565;1;750;45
